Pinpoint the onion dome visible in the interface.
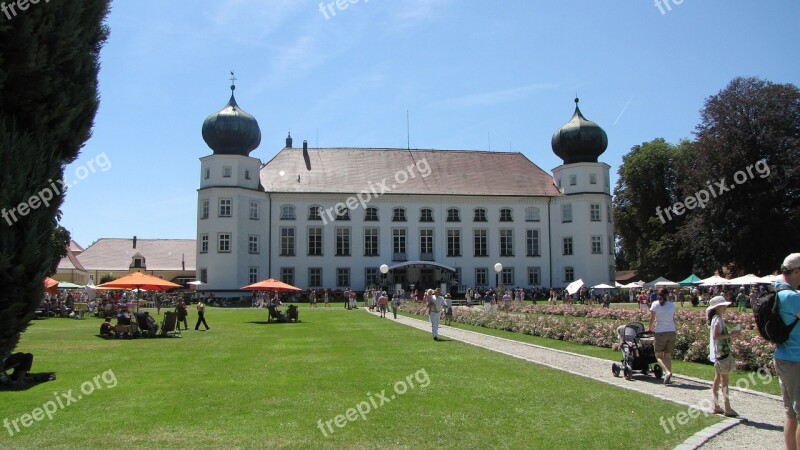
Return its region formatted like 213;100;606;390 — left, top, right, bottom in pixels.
551;98;608;164
202;83;261;156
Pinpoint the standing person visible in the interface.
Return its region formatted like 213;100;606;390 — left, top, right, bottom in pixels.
323;290;330;307
502;290;511;311
195;301;209;331
391;293;401;319
443;293;453;325
378;291;388;318
549;288;557;305
175;300;189;330
310;290;317;308
735;287;747;312
707;295;741;417
637;290;648;310
648;288;676;385
483;290;492;313
465;288;473;307
427;288;446;341
774;253;800;449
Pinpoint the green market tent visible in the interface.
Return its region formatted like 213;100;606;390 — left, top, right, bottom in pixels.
678;274;702;286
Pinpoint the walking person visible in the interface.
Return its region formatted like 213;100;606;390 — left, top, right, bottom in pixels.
195;301;209;330
707;295;741;417
175;300;189;330
310;290;317;308
427;288;446;341
502;290;511;311
774;253;800;449
323;290;330;307
443;293;453;326
391;293;400;319
483;290;492;313
378;291;388;318
735;287;747;312
648;288;676;385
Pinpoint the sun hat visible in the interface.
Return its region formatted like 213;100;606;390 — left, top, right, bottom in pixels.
783;253;800;271
706;295;731;312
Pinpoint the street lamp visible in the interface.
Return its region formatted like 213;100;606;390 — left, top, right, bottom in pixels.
380;264;389;291
494;263;503;292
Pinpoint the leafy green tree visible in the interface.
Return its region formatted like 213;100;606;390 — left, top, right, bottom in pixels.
679;77;800;275
0;1;110;356
613;138;693;279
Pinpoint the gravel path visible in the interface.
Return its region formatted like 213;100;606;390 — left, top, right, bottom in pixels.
368;308;784;449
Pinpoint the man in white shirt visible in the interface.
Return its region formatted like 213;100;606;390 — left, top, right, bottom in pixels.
427;288;446;341
649;288;676;384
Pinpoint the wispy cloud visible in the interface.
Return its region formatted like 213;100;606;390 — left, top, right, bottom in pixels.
429;83;560;109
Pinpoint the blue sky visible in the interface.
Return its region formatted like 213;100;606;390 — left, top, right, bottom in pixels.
60;0;800;248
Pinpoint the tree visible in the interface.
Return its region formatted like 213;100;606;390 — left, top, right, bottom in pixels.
0;2;110;356
679;77;800;275
613;138;694;279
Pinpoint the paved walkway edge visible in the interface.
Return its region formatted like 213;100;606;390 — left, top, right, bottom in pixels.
370;309;761;450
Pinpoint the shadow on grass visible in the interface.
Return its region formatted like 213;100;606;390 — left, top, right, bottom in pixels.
0;373;57;392
246;321;304;325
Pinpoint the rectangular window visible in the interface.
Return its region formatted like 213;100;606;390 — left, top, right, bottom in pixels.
420;229;433;259
564;267;575;282
447;209;460;222
591;235;602;254
475;268;488;286
223;166;232;178
308;268;322;287
609;236;614;255
281;206;296;220
365;207;379;221
563;237;573;256
526;229;540;257
474;229;487;257
204;168;210;180
201;199;209;219
569;174;576;186
500;209;513;222
245;170;251;180
219;199;232;217
199;268;207;283
218;233;231;253
447;229;461;257
500;229;514;257
337;268;350;287
308;227;323;256
250;201;259;220
473;209;487;222
393;229;407;261
527;267;541;286
501;267;514;286
336;228;351;256
420;209;434;222
589;173;597;184
281;227;295;256
249;267;259;284
248;235;259;254
309;206;322;221
365;268;379;286
607;205;612;223
281;267;294;286
561;204;572;223
590;204;601;222
392;208;406;222
200;234;208;253
364;228;379;257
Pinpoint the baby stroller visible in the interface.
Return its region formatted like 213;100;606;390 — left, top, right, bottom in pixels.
612;322;663;380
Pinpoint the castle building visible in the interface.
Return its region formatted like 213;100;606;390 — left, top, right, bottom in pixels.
196;83;614;296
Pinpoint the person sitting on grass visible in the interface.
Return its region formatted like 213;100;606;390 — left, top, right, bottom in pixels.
707;296;741;417
1;334;33;386
100;317;115;338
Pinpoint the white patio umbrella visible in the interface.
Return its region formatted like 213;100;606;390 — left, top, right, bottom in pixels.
565;279;584;295
591;283;616;289
725;274;762;285
655;280;680;288
758;274;782;284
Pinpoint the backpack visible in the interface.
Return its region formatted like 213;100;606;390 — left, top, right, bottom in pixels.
753;285;797;343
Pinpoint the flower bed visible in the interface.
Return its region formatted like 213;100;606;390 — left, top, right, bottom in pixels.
398;303;774;372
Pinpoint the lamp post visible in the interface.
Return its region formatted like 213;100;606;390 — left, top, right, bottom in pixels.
380;264;389;291
494;263;503;293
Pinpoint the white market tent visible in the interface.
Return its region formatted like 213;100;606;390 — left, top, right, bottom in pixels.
644;277;673;289
698;275;730;286
759;274;782;284
655;280;680;288
591;283;616;289
724;274;763;285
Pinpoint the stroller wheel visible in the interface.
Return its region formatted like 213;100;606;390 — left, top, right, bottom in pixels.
623;364;633;381
653;364;663;379
612;363;620;377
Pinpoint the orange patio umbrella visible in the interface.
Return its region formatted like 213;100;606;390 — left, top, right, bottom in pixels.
99;272;181;311
44;277;59;294
241;278;302;291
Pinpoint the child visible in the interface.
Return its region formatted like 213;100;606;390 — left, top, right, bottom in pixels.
707;296;741;417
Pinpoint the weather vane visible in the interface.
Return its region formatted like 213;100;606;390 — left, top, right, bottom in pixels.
230;71;237;91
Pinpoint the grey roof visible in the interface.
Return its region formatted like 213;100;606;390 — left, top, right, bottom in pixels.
260;148;560;197
77;238;196;272
57;246;87;272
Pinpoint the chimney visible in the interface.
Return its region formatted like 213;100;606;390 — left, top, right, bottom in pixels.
133;236;137;249
286;132;293;148
303;140;307;153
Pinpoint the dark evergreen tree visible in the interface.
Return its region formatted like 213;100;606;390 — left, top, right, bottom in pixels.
0;1;110;356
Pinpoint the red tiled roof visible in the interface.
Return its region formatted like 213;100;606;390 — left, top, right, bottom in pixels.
260;148;560;197
77;238;196;272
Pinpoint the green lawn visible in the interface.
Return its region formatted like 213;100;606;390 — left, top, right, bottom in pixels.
1;306;718;449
